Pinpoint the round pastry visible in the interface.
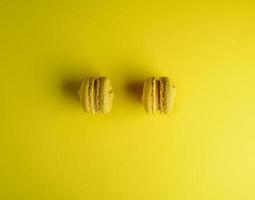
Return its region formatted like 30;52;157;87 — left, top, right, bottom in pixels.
142;77;175;114
79;77;113;114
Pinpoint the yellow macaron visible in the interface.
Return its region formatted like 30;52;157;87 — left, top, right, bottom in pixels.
142;77;176;114
79;77;114;114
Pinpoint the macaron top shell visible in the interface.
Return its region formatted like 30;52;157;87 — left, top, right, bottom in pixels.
79;77;96;114
159;77;176;114
166;78;176;113
142;77;158;114
99;77;114;114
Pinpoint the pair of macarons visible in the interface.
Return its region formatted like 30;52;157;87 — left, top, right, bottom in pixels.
78;76;175;114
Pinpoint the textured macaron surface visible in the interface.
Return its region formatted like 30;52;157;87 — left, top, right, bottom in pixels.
79;77;113;114
142;77;158;114
99;77;114;114
143;77;175;114
79;77;96;114
167;79;176;113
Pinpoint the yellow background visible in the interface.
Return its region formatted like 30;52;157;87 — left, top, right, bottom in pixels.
1;0;255;199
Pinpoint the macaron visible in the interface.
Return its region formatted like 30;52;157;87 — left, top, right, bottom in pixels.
142;77;176;114
79;77;113;114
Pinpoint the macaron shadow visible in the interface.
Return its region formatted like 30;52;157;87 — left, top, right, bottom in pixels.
61;79;82;102
125;81;144;103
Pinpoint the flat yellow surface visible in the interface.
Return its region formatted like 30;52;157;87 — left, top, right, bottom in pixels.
1;1;255;199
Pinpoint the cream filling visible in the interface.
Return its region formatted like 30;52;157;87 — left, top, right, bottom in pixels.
151;77;157;113
88;78;95;113
94;78;101;113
